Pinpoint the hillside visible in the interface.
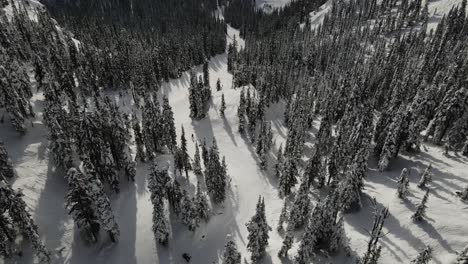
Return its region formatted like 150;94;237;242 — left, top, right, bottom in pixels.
1;0;468;263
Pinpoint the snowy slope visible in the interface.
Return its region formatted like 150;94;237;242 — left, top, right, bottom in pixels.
427;0;467;30
1;1;468;264
256;0;290;11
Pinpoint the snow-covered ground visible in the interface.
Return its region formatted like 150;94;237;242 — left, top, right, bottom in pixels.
2;1;468;264
256;0;290;12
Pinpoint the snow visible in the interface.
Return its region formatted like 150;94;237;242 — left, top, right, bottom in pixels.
256;0;290;11
1;1;468;264
308;0;333;31
427;0;467;31
2;0;43;21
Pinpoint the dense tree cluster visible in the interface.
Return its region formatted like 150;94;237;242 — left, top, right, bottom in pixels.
246;196;270;262
225;0;468;173
0;181;50;262
0;141;14;180
189;68;212;120
204;138;228;204
65;167;120;243
44;0;226;83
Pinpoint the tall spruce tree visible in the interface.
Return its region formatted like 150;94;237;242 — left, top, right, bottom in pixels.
222;240;242;264
0;142;14;179
412;189;430;222
246;197;269;263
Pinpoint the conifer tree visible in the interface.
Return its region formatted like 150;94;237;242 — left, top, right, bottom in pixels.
148;163;171;199
151;198;170;246
0;141;14;179
396;168;410;199
193;142;203;176
359;200;389;264
194;181;210;222
222;240;241;264
278;229;293;258
132;114;146;162
168;179;183;215
180;190;197;231
304;153;322;188
278;158;298;197
65;168;100;243
412;189;430;222
0;182;50;262
459;186;468;201
274;144;284;179
93;180;120;242
288;181;311;229
180;126;191;178
220;94;226;117
142;96;163;159
203;61;210;88
417;164;432;189
161;96;177;151
277;199;288;232
238;89;246;134
454;245;468;264
411;246;432;264
202;139;209;167
216;78;222;91
462;139;468;157
204;138;226;204
246;196;269;263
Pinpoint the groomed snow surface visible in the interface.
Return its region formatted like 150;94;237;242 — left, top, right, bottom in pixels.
2;2;468;264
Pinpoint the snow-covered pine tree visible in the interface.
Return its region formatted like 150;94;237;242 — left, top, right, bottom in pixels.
277;199;288;232
359;200;389;264
274;144;284;179
204;138;226;204
278;158;298;197
459;186;468;201
203;61;210;87
142;96;163;159
378;106;409;171
132;114;146;162
288;181;311;229
216;78;222;92
412;189;430;222
454;245;468;264
222;240;241;264
238;89;247;134
304;152;322;188
0;141;14;179
246;196;269;263
202;139;209;167
93;179;120;242
161;96;177;151
278;226;294;257
462;139;468;157
151;198;170;246
65;168;100;243
193;142;203;176
180;190;197;231
417;164;432;189
148;163;171;200
147;164;171;245
0;182;50;262
396;168;410;199
168;179;183;215
295;213;317;264
220;93;226;117
194;181;210;222
411;246;432;264
180;125;192;178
